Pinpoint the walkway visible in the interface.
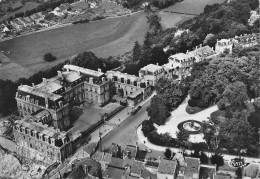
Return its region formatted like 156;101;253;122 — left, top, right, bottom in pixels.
156;96;218;142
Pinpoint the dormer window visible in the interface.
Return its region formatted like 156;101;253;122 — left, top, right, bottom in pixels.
35;100;38;105
30;98;34;103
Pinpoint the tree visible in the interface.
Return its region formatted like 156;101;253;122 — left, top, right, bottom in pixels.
141;120;155;137
132;41;141;61
200;152;209;164
176;129;189;142
44;53;57;62
164;148;172;159
147;95;170;125
210;154;224;169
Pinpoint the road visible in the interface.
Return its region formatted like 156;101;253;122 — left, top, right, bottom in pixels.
101;100;151;151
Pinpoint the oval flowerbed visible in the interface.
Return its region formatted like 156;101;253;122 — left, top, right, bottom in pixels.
177;120;203;135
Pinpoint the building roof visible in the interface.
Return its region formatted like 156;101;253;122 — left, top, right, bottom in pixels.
59;3;71;11
123;145;137;159
91;151;103;162
70;157;102;178
64;64;104;77
215;173;232;179
22;16;34;23
244;163;260;178
140;169;157;179
188;45;215;57
83;143;97;155
30;12;44;20
12;19;24;26
158;159;177;174
123;158;134;168
109;157;124;169
131;161;144;175
169;53;192;61
102;152;113;163
103;166;126;179
199;165;216;179
184;157;200;178
139;64;164;73
106;70;141;82
173;152;185;167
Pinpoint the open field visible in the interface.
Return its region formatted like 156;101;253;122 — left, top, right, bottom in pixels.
160;0;225;28
0;12;148;80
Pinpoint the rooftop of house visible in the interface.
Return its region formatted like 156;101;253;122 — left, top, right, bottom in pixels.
123;158;135;168
70;157;102;178
218;161;238;173
15;115;68;142
64;64;104;77
140;168;157;179
173;152;186;167
103;166;126;179
131;161;144;175
102;152;113;163
59;3;71;11
244;163;260;178
139;64;164;73
12;19;24;26
169;53;193;61
199;165;216;179
215;173;232;179
109;157;124;169
158;159;177;174
123;145;137;159
109;143;120;156
91;150;104;162
188;45;215;57
184;157;200;178
22;16;34;23
106;70;143;83
17;70;82;101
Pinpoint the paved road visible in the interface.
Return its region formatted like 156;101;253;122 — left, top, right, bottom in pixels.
101;99;151;150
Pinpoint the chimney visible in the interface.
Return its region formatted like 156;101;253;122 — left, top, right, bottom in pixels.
98;68;101;73
186;50;189;54
83;165;88;175
32;83;35;89
66;67;69;72
57;71;63;80
89;77;93;84
42;78;47;84
200;44;202;48
156;63;159;66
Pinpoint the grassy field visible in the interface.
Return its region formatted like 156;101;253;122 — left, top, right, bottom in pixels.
0;12;148;81
160;0;226;28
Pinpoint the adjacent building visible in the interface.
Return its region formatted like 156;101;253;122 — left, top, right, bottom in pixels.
187;45;217;62
215;39;233;54
139;63;165;86
157;159;178;179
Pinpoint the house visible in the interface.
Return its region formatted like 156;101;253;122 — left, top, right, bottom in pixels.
243;163;260;179
199;164;217;179
217;161;237;178
103;157;126;179
17;17;34;27
183;157;201;179
248;11;260;26
157;159;178;179
83;142;98;157
11;19;24;30
140;168;157;179
53;3;72;16
91;150;112;170
167;53;195;79
30;12;45;23
123;144;138;159
215;39;233;54
187;45;217;62
139;63;165;86
66;157;102;179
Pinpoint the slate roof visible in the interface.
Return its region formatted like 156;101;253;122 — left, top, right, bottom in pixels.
244;163;260;178
158;159;177;174
109;157;124;169
103;166;126;179
131;161;144;175
184;157;200;179
140;169;157;179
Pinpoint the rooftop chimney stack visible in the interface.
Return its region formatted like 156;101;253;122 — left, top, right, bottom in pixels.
98;68;101;73
42;78;47;84
57;71;63;80
32;83;35;89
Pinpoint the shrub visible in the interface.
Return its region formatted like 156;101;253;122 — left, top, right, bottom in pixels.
210;154;224;169
44;53;57;62
200;152;209;164
164;148;172;159
188;99;197;107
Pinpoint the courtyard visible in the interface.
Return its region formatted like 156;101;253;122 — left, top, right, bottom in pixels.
71;102;122;133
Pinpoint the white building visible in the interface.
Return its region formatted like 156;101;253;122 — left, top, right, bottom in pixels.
139;63;165;86
215;39;233;54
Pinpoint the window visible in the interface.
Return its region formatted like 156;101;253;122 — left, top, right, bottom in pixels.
35;100;38;105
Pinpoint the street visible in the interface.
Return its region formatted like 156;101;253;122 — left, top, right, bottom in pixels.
101;100;151;151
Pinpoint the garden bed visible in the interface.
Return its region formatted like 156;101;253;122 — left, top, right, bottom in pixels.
186;105;206;114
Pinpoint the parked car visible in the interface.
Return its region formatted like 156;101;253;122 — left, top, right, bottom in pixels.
137;105;142;110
